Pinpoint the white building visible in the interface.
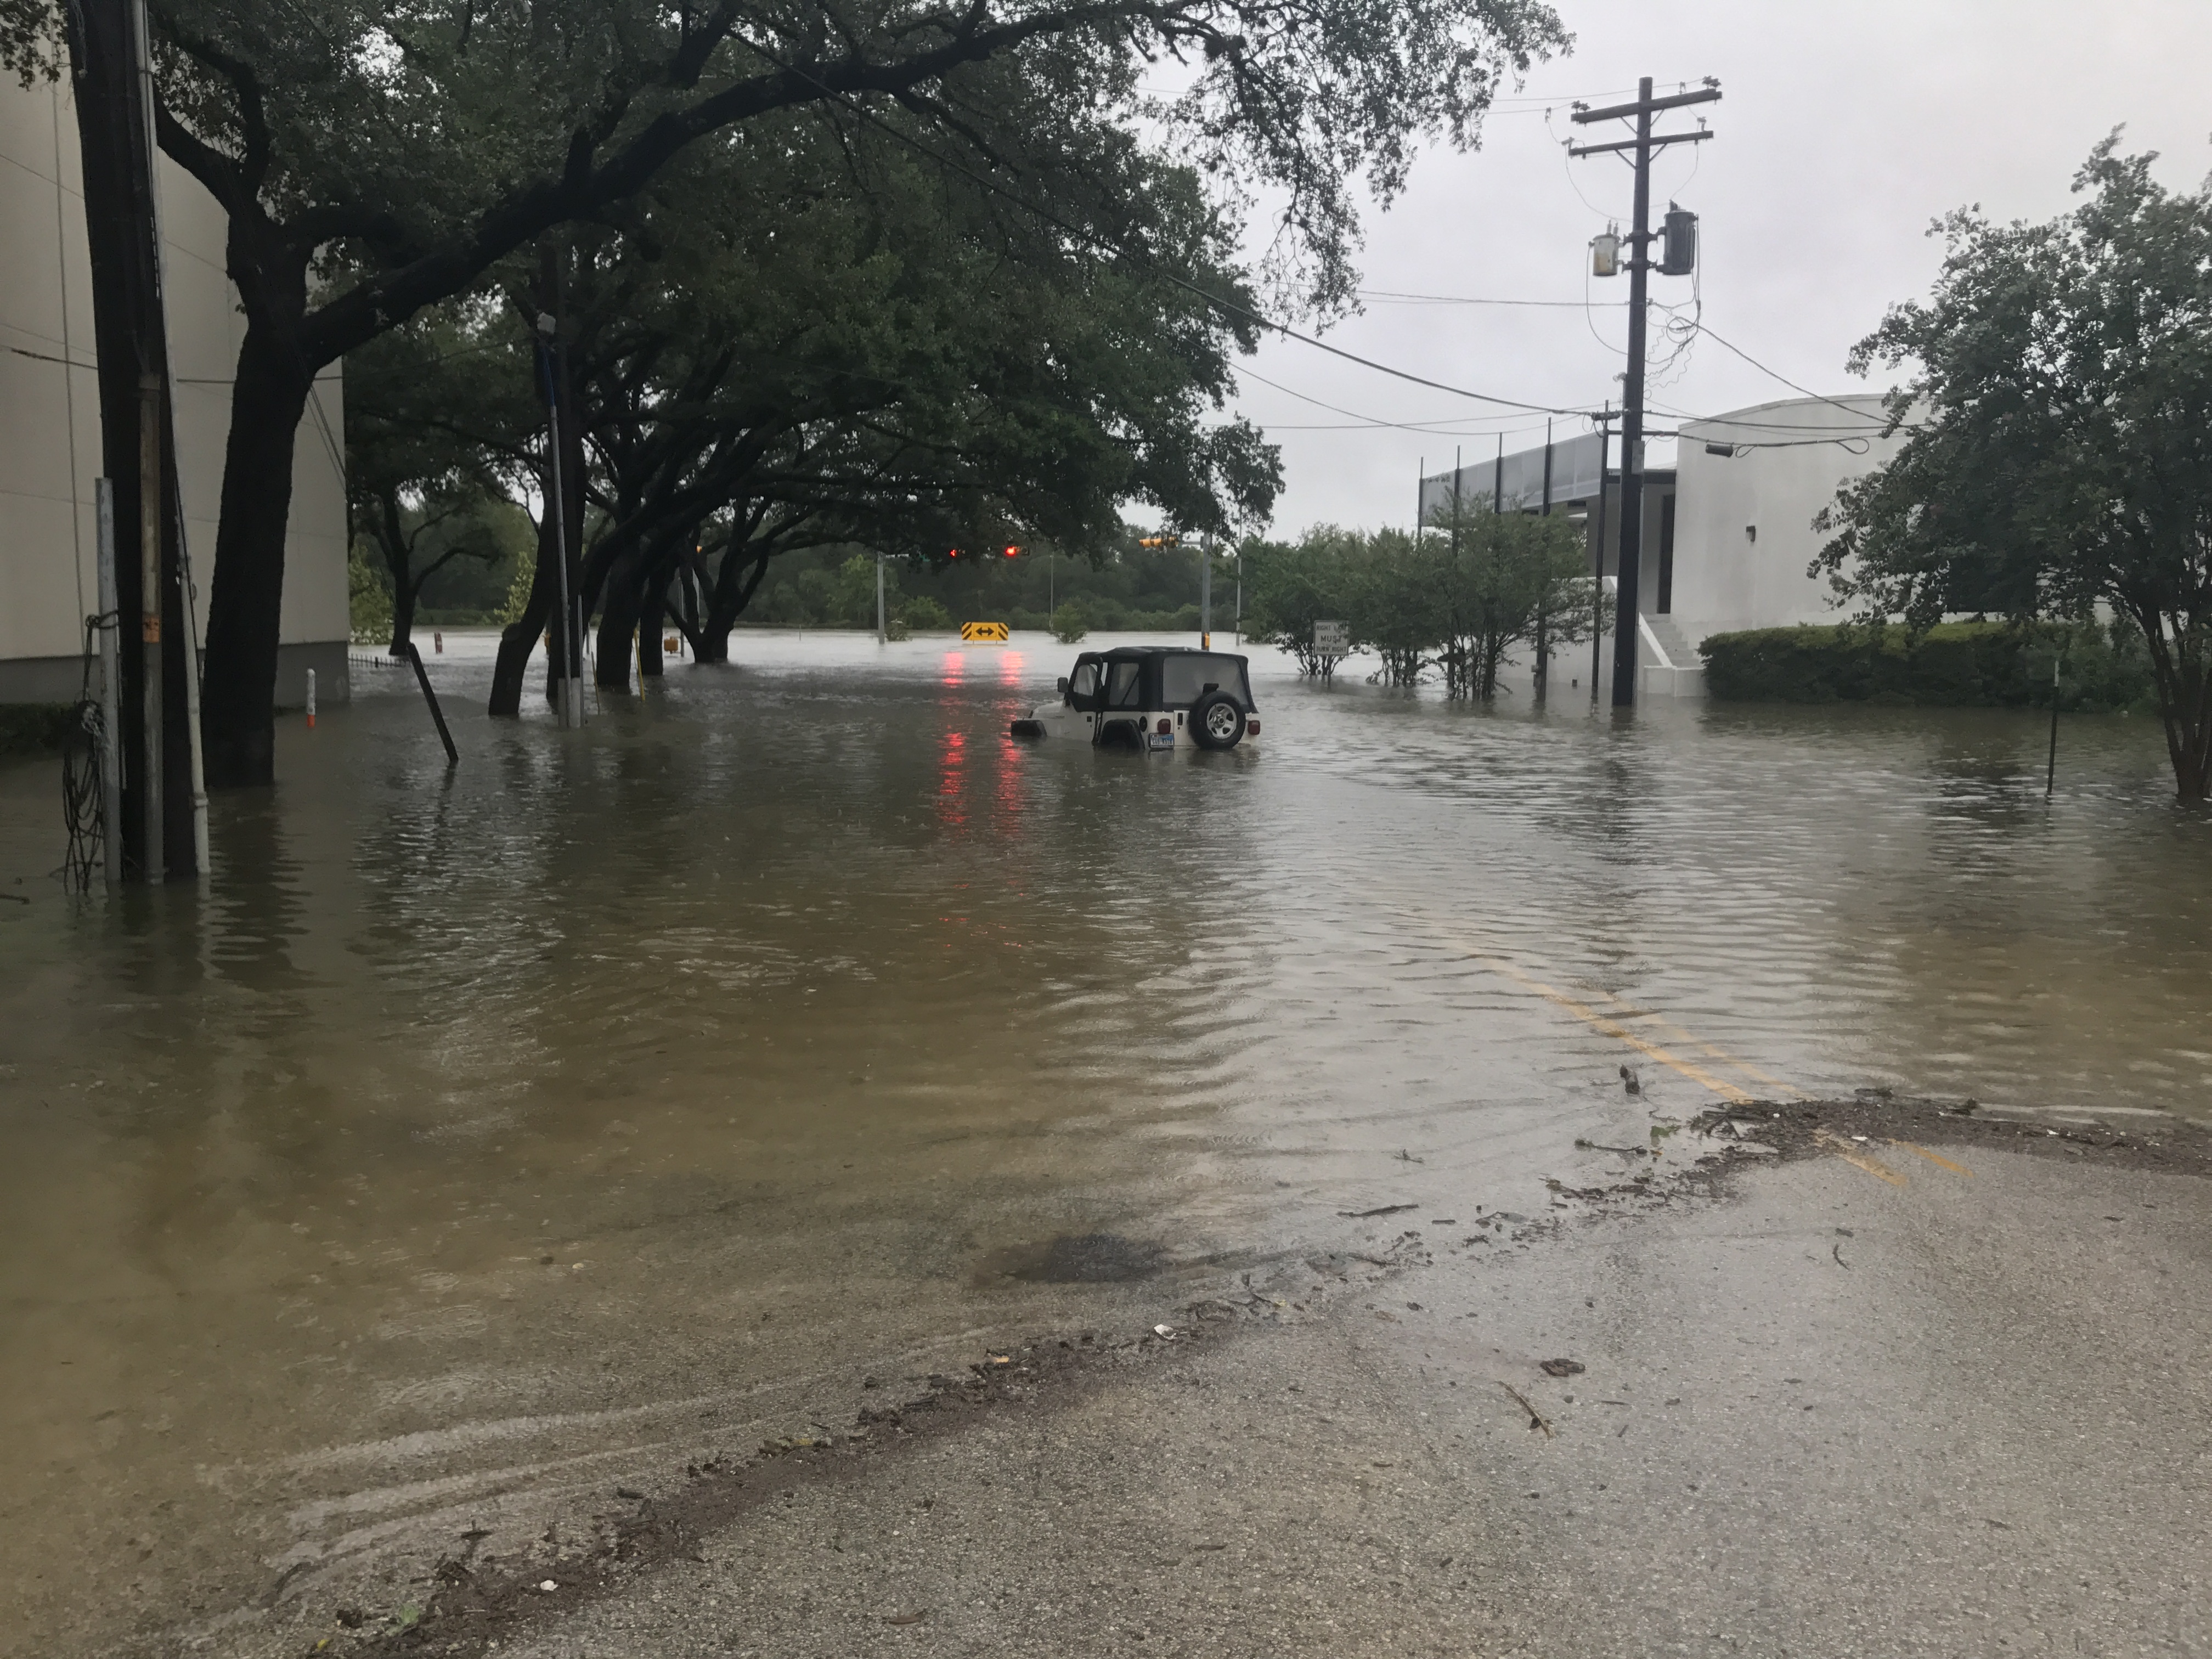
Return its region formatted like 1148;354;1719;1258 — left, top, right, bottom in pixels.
0;73;347;707
1421;394;1912;697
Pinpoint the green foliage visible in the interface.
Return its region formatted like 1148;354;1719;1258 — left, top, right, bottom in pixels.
1245;511;1599;696
1242;532;1357;673
1816;139;2212;797
497;540;537;628
1347;528;1443;687
1421;495;1595;699
831;556;886;629
1700;620;2153;711
1051;601;1090;644
898;595;952;632
348;544;393;645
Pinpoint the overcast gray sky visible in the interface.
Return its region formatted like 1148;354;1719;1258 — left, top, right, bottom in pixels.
1226;0;2212;537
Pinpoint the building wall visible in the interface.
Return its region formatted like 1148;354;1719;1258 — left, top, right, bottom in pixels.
0;73;347;707
1669;395;1911;650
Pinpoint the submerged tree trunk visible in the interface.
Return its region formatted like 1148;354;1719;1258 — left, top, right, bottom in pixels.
638;567;671;679
200;325;313;788
594;546;651;691
2135;604;2212;804
696;541;774;663
490;499;561;718
388;582;419;658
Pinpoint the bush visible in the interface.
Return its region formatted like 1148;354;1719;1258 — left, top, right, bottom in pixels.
1700;620;2153;710
1050;600;1088;643
898;594;952;631
0;703;74;758
349;545;393;644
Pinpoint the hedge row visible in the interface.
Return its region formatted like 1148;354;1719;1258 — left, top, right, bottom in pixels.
0;703;75;758
1698;621;2154;712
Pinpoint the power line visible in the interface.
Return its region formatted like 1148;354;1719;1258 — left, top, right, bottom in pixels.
1235;364;1558;437
1358;289;1624;308
1667;318;1905;425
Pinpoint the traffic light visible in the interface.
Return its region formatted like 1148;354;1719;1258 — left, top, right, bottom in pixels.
1138;533;1181;549
1003;544;1020;557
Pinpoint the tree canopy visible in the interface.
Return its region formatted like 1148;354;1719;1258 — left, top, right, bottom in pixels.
4;0;1568;782
1814;138;2212;800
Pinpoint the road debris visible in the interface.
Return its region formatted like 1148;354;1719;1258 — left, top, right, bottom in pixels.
1339;1203;1418;1218
1621;1064;1641;1096
1500;1382;1555;1437
1538;1358;1585;1378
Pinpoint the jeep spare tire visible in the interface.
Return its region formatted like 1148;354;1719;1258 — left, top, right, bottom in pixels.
1190;691;1245;750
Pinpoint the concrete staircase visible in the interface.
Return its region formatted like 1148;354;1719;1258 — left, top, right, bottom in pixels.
1643;614;1696;668
1637;613;1706;699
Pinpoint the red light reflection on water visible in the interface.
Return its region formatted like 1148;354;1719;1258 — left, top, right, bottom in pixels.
935;642;1031;842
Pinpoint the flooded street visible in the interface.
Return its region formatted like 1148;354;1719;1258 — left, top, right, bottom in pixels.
2;630;2208;1655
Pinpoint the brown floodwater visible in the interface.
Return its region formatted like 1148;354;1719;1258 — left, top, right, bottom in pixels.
2;629;2207;1654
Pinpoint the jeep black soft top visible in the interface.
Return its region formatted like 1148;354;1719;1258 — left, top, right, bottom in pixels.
1062;647;1256;713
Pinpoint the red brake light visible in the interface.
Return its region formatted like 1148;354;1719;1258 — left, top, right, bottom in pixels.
1156;718;1171;735
1248;719;1260;735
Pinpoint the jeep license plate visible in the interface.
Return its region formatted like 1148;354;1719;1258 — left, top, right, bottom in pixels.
1146;732;1175;751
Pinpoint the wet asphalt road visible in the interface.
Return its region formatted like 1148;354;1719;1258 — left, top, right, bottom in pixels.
396;1115;2211;1658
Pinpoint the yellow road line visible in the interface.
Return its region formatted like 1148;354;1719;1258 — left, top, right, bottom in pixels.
1891;1140;1973;1177
1580;989;1808;1098
1468;949;1754;1103
1812;1127;1909;1187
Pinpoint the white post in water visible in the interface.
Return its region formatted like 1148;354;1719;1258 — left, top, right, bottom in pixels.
876;551;886;644
94;479;123;890
306;667;317;729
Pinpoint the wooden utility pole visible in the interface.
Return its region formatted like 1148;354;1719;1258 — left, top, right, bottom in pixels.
1572;78;1719;709
66;0;195;877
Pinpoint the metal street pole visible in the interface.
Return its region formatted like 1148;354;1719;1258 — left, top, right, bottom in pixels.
95;479;123;890
2046;648;2063;797
1199;539;1212;649
1537;418;1554;702
137;372;162;879
876;551;886;644
537;331;576;728
1590;405;1610;705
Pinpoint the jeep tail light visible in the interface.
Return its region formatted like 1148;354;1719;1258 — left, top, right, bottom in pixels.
1155;718;1172;735
1247;719;1260;735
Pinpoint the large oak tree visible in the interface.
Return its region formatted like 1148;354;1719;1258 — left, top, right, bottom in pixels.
5;0;1566;785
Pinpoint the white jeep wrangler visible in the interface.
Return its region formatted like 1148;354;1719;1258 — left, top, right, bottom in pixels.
1009;646;1260;751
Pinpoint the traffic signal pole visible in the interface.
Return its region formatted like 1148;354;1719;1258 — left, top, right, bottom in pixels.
1200;540;1211;649
1572;78;1718;709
